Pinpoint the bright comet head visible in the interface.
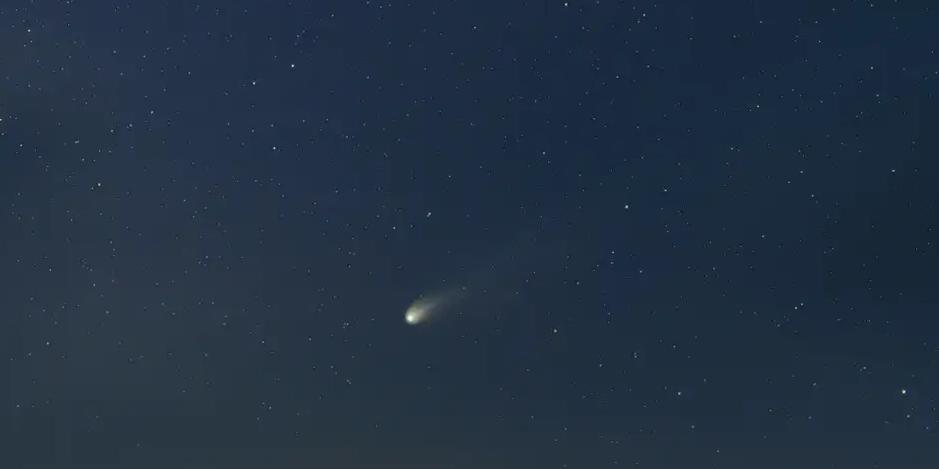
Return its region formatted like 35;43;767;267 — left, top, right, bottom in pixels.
404;304;427;325
405;295;438;325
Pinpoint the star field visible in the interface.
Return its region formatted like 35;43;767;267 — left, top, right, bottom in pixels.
2;1;938;468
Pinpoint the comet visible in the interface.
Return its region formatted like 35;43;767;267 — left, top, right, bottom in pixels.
404;288;464;325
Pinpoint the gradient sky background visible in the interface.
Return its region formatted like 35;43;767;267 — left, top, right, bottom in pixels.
2;1;938;468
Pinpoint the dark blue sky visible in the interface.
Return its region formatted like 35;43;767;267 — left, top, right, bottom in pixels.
3;1;938;467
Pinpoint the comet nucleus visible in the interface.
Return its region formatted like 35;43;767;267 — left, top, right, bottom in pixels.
404;304;428;325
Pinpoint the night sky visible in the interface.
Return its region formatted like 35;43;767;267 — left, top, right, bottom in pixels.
3;1;939;468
